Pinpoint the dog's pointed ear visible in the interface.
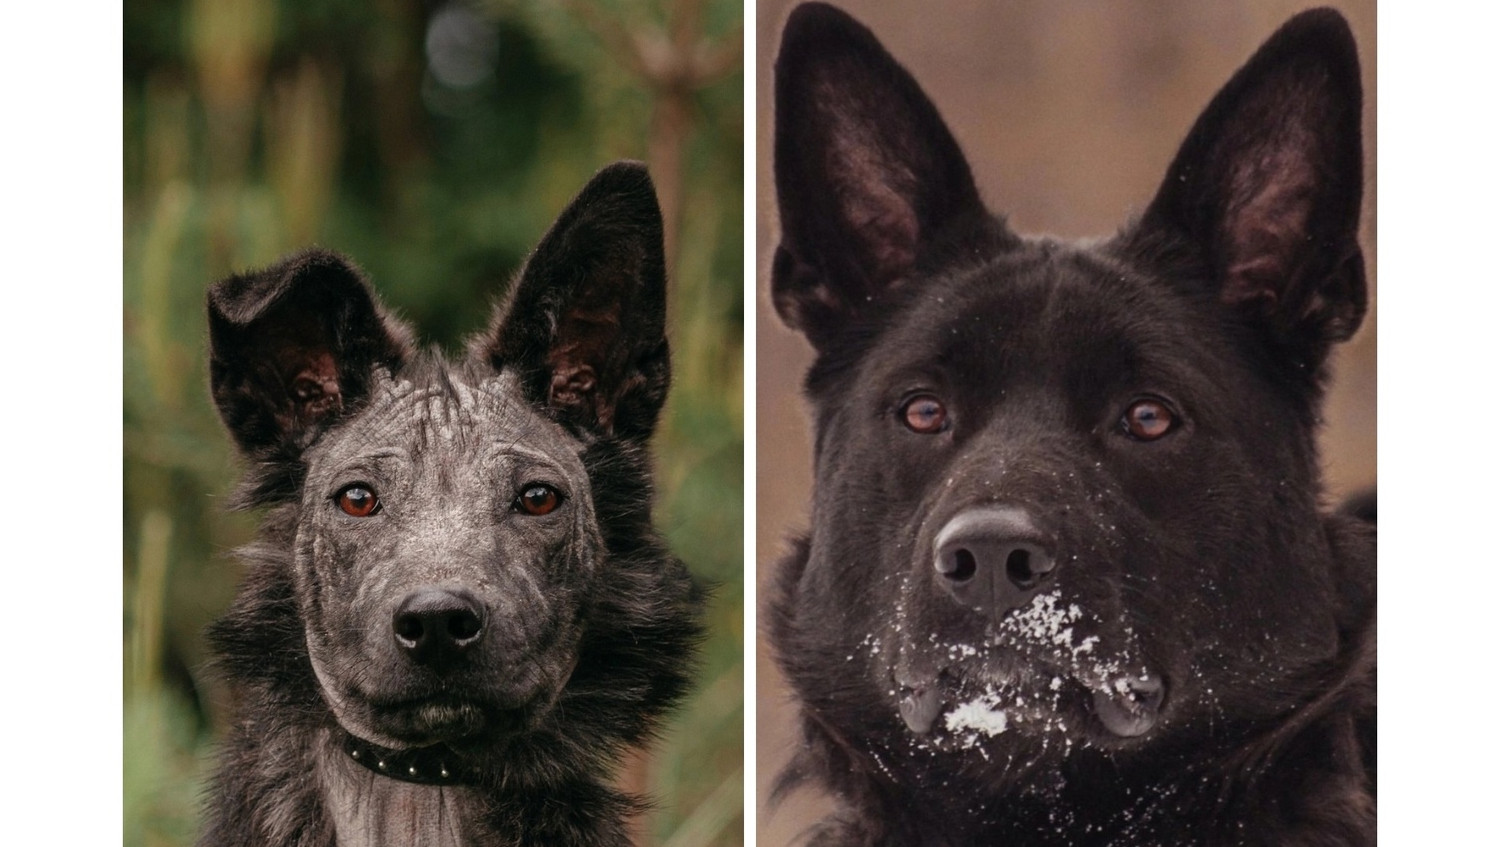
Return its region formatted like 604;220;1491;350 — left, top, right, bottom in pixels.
771;3;995;349
477;161;669;442
208;249;414;456
1134;8;1366;360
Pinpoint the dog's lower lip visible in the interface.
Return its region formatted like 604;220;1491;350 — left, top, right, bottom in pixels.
369;696;494;741
415;699;481;726
1090;675;1165;738
898;683;946;735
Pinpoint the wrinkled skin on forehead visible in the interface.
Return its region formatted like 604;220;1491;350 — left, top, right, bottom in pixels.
298;367;602;749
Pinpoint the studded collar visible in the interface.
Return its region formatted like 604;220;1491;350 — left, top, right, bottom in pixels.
340;731;482;786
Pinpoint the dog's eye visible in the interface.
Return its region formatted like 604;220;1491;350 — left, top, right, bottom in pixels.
336;485;380;517
1121;399;1176;441
515;484;562;516
901;395;949;434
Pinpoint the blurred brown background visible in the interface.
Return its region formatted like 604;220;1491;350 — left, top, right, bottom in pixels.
753;1;1377;842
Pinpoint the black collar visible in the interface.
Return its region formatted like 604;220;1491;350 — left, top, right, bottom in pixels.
340;731;482;786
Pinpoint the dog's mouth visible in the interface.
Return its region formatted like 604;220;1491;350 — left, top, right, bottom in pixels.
366;695;506;745
896;668;1167;743
890;592;1166;743
313;660;555;749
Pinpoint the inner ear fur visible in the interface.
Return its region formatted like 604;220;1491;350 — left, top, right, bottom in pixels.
771;2;996;350
477;161;670;442
1133;8;1366;357
207;249;413;456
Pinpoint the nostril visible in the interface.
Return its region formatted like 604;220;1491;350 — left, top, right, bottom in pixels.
394;614;425;646
1005;547;1055;589
447;610;482;642
1006;548;1033;586
946;548;977;581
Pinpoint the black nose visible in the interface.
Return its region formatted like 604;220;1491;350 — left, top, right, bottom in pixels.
392;588;485;665
934;507;1057;618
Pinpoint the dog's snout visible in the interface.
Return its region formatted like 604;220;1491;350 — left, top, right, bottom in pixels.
934;507;1057;618
392;588;485;665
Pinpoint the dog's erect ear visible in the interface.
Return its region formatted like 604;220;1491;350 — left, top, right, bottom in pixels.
478;161;669;442
208;250;413;456
1134;8;1366;359
772;3;994;349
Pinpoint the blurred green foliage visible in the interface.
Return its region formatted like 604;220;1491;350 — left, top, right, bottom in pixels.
123;1;742;844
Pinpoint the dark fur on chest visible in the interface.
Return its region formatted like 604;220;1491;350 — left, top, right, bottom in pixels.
200;163;701;846
768;5;1375;844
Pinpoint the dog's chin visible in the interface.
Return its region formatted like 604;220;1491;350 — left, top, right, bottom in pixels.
332;690;551;751
309;642;579;750
313;673;558;752
368;698;502;746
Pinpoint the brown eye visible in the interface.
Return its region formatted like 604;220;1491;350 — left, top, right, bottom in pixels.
336;485;380;517
1122;399;1176;441
901;395;949;434
516;484;561;516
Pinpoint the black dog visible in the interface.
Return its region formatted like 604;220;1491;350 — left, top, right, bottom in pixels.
201;162;700;846
768;5;1375;844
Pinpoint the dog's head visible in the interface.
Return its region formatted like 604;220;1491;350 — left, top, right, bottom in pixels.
208;163;686;755
771;3;1367;784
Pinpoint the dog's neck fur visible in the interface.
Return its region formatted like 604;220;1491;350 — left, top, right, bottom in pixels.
314;728;488;847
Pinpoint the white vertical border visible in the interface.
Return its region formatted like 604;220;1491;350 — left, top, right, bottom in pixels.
1;3;124;841
741;5;759;845
1378;0;1500;841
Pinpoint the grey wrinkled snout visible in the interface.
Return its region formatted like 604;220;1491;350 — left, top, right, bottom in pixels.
933;507;1057;619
